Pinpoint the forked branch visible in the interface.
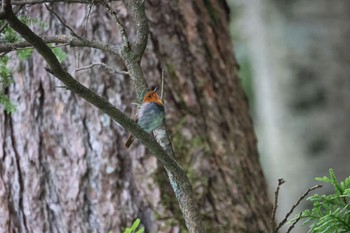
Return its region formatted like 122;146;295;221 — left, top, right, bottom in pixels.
271;178;322;233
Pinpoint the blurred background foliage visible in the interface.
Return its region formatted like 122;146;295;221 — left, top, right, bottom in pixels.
228;0;350;232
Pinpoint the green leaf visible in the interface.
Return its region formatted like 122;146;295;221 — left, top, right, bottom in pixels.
294;170;350;232
342;189;350;196
0;94;16;113
0;55;13;88
52;47;67;63
17;48;33;61
130;219;140;230
315;176;332;183
3;28;18;43
0;55;9;64
0;68;12;85
329;169;343;195
124;228;132;233
135;227;144;233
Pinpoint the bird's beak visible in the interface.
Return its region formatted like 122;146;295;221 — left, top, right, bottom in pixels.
155;98;164;106
153;86;159;92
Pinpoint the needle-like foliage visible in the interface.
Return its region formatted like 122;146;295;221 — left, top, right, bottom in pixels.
293;169;350;233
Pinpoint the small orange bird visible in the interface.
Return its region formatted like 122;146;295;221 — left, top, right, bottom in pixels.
124;88;164;148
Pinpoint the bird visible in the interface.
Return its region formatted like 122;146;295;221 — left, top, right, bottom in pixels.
124;88;164;148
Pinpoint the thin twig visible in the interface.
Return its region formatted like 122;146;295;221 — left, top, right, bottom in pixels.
50;42;70;48
275;184;322;232
0;21;9;34
55;85;70;90
76;62;128;75
161;69;164;100
84;1;95;36
0;4;23;33
286;213;302;233
0;35;122;57
44;3;82;39
271;178;285;232
98;0;129;49
11;0;111;5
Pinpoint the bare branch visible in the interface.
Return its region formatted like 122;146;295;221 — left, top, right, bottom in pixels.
44;3;82;39
0;4;23;33
11;0;99;5
275;184;322;232
10;0;121;4
123;0;148;60
0;35;122;56
161;69;164;100
287;213;302;233
111;0;149;103
76;62;128;75
84;1;95;35
0;0;12;19
0;22;8;34
271;178;285;232
99;0;129;50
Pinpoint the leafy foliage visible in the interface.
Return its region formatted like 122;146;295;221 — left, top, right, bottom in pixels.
0;56;16;113
108;218;144;233
0;16;55;113
294;169;350;232
1;19;18;43
1;15;47;44
17;48;33;61
123;218;144;233
18;15;48;29
52;47;68;63
3;27;18;43
0;56;12;84
0;94;16;113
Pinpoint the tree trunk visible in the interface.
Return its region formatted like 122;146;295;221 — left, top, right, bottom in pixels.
0;1;272;232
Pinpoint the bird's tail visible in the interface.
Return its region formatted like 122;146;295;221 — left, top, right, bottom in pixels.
124;134;135;148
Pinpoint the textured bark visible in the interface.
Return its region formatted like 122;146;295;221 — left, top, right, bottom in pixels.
0;1;272;233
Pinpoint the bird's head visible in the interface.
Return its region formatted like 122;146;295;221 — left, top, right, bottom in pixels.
143;90;163;106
